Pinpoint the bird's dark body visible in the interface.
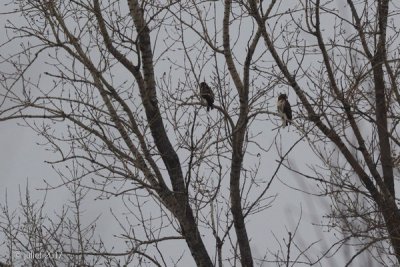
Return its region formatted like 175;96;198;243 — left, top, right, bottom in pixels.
277;94;292;126
200;82;214;111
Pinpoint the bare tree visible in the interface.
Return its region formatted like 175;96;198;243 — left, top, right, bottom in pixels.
0;0;278;266
1;0;399;266
244;0;400;265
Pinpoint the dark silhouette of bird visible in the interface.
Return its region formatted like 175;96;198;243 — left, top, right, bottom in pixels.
277;93;292;127
200;82;214;111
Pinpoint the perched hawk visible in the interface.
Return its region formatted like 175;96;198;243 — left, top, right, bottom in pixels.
200;82;214;111
277;94;292;127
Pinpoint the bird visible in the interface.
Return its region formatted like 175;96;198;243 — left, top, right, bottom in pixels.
277;93;292;127
200;82;214;111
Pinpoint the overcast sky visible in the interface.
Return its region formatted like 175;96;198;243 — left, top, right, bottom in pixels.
0;1;387;266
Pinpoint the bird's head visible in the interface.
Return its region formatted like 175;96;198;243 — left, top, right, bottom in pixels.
278;93;287;101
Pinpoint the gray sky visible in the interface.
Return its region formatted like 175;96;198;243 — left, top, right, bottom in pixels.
0;1;389;266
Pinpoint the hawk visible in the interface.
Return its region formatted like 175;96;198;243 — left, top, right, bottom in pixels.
277;93;292;127
200;82;214;111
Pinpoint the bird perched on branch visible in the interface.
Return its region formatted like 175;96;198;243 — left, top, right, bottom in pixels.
200;82;214;111
277;93;292;127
